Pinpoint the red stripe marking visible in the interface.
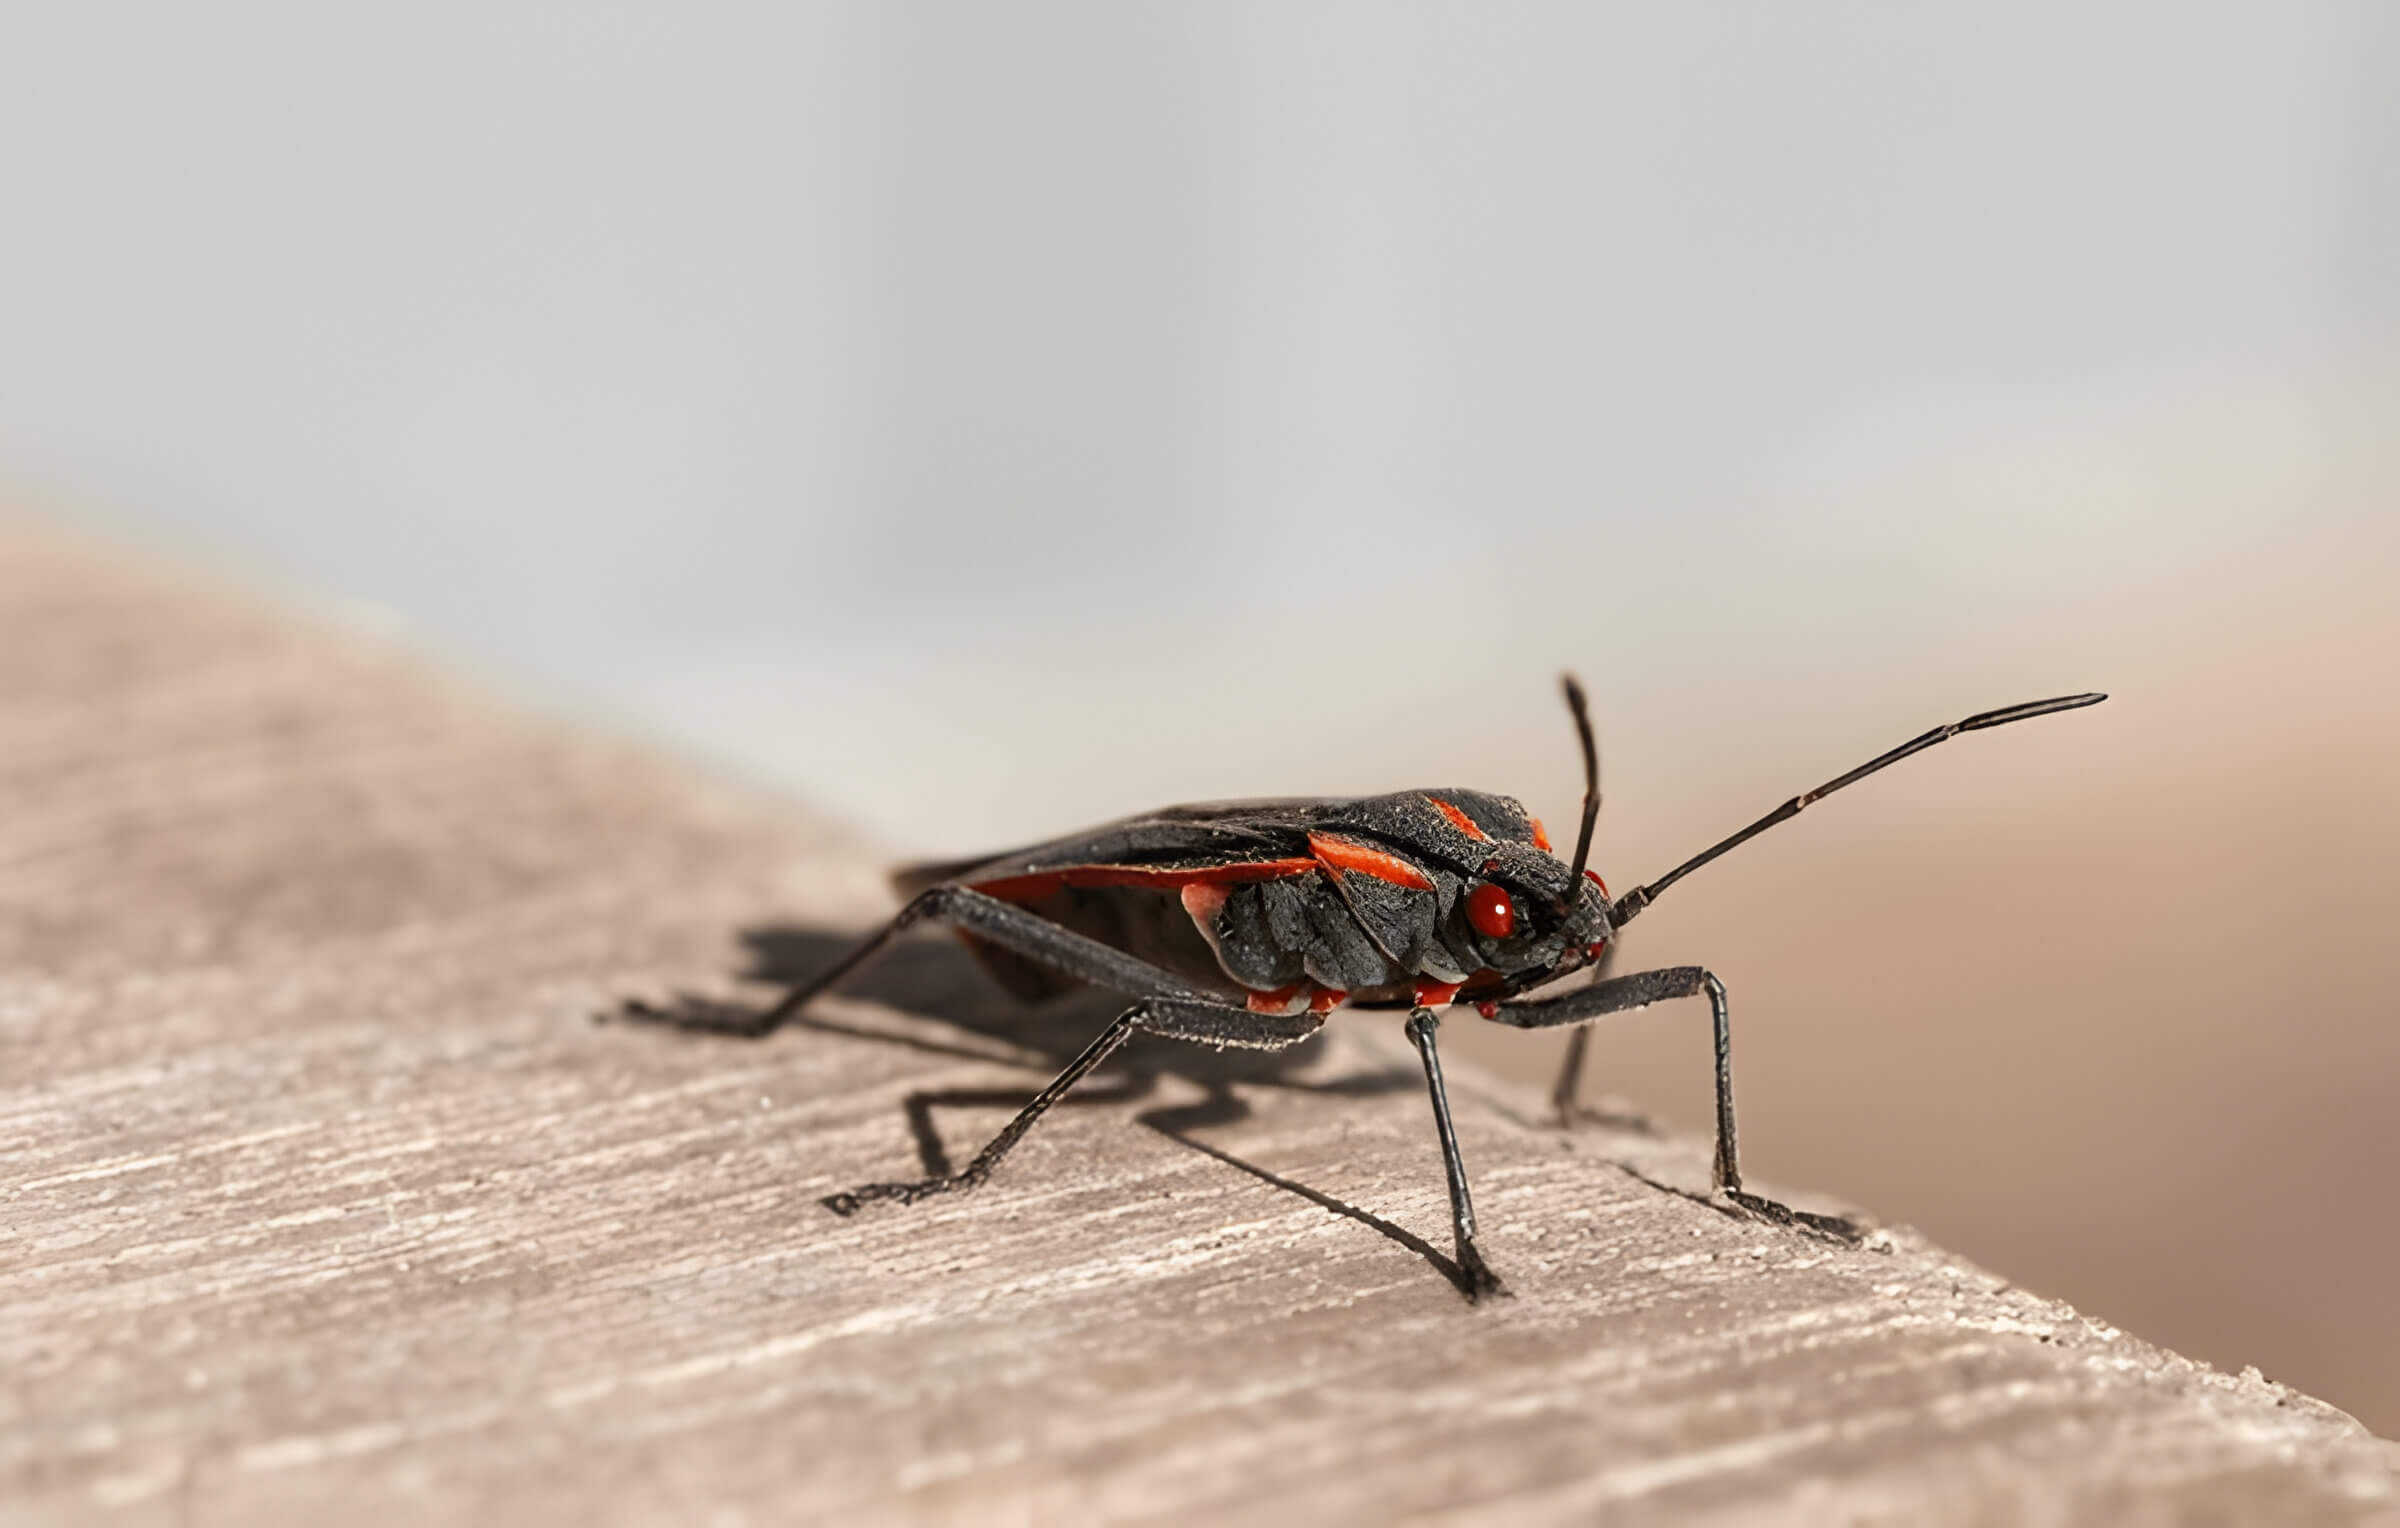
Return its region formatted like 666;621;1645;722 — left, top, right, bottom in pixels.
1308;986;1347;1014
1307;833;1435;890
1179;882;1232;929
974;857;1318;902
1529;816;1554;852
1459;965;1506;1018
1412;978;1464;1008
1426;796;1489;841
1247;982;1305;1014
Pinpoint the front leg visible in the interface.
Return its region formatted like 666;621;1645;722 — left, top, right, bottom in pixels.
1491;966;1741;1191
1488;967;1857;1240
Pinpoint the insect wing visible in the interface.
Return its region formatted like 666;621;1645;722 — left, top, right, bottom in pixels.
888;805;1316;899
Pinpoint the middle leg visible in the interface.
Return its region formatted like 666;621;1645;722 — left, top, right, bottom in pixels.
825;995;1324;1214
1405;1008;1506;1301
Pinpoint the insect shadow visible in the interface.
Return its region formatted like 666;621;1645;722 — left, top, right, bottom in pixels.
611;924;1488;1294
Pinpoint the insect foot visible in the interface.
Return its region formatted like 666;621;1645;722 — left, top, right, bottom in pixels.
610;995;781;1039
1454;1239;1509;1304
1402;1008;1515;1305
1723;1188;1866;1247
822;1169;987;1216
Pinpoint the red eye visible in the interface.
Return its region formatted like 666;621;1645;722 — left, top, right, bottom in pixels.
1466;881;1515;939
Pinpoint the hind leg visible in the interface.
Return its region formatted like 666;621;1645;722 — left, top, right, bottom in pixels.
624;883;1231;1039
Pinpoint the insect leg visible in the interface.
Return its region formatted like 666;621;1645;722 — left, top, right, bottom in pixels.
1488;967;1742;1193
1544;942;1617;1125
633;884;1226;1039
826;997;1323;1213
1496;971;1862;1241
1550;1028;1594;1123
1404;1009;1506;1302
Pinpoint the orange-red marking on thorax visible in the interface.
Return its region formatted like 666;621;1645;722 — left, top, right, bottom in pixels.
1307;833;1435;890
1425;796;1488;841
1179;882;1233;928
1582;870;1611;959
1528;816;1553;852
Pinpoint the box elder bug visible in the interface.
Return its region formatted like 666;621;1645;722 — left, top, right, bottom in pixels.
632;679;2104;1299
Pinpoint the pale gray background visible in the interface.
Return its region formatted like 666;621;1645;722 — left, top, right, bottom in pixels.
5;3;2397;1431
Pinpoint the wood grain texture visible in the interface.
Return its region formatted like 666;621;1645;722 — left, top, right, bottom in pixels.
3;519;2394;1526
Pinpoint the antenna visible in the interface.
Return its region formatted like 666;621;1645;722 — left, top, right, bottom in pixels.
1609;692;2107;927
1558;674;1601;908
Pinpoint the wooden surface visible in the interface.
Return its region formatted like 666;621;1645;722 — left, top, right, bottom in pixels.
4;519;2395;1526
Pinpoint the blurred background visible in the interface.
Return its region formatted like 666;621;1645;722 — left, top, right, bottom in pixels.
3;2;2394;1432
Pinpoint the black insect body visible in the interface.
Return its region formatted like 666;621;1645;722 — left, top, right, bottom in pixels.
896;786;1607;1018
635;680;2105;1300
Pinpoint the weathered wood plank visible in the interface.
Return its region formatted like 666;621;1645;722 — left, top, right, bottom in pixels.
3;519;2394;1525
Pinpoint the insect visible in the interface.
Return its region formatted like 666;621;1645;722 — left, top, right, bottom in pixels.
637;679;2104;1299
